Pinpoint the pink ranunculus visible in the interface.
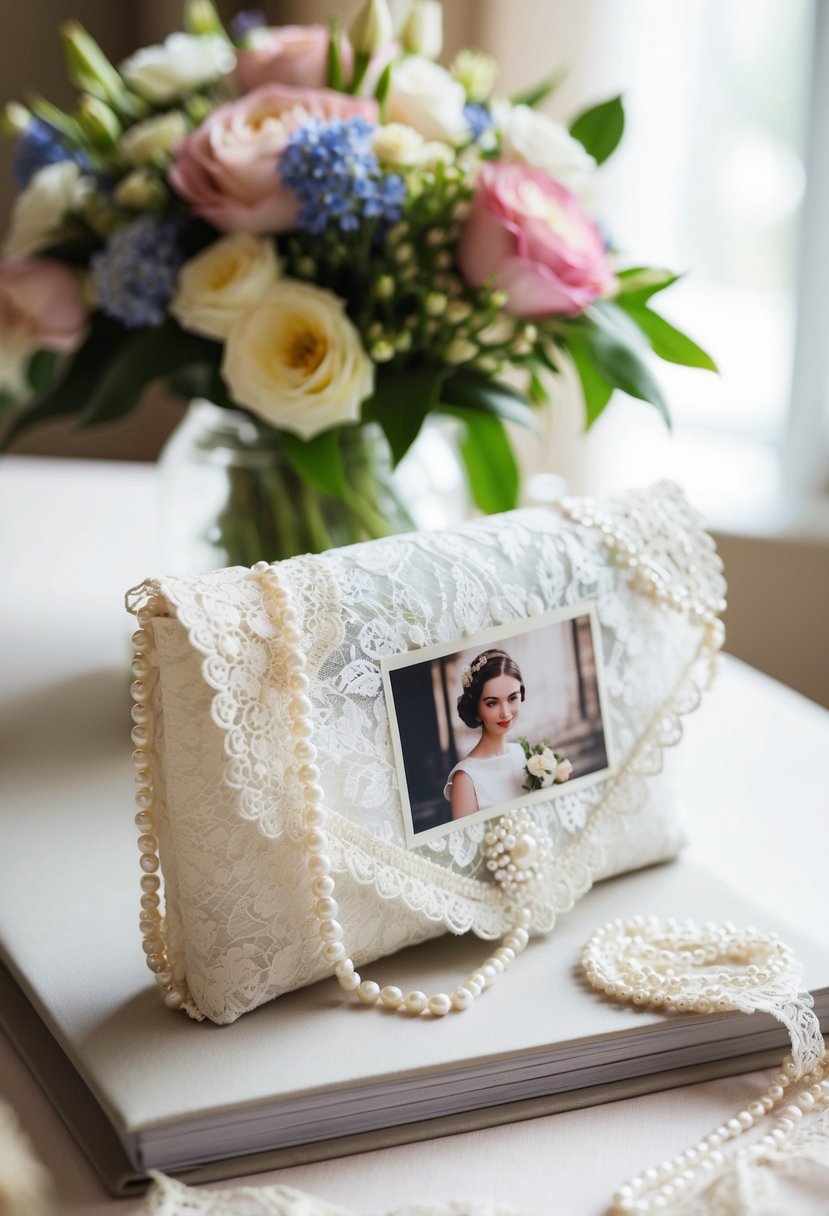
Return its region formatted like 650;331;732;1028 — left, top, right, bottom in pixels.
168;84;378;235
458;161;614;318
0;259;86;391
236;25;353;92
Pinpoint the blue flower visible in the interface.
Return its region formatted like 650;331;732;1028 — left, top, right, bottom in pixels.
464;103;494;142
13;119;89;190
91;217;183;329
230;9;267;40
279;118;406;237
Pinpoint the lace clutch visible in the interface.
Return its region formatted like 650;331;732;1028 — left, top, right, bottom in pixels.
126;482;725;1024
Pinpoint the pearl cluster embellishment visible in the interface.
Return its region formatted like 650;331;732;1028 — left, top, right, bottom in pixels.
130;601;190;1013
251;559;535;1017
582;917;828;1213
483;810;551;896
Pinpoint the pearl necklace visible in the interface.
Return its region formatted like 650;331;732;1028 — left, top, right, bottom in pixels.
248;559;537;1016
583;917;827;1213
130;598;191;1013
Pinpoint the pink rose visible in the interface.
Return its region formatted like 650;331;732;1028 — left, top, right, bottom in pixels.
169;85;378;235
236;25;353;92
0;259;86;391
458;161;614;317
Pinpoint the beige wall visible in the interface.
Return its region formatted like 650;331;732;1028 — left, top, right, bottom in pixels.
713;531;829;710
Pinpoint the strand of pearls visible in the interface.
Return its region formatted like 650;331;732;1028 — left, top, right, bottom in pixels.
130;603;190;1013
582;917;829;1213
556;492;726;651
252;559;533;1017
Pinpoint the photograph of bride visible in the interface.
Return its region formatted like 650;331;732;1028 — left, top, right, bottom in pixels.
383;605;612;843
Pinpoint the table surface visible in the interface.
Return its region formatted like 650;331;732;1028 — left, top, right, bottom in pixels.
2;455;827;1216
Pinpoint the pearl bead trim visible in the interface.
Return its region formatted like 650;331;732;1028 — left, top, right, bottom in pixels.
251;559;534;1017
556;488;727;653
130;605;194;1014
583;917;828;1213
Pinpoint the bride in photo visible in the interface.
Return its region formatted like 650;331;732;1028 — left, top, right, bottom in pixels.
444;649;526;820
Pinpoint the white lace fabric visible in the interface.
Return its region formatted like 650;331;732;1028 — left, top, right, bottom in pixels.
126;483;725;1025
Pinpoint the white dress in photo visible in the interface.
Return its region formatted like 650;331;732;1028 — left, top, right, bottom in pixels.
443;742;526;812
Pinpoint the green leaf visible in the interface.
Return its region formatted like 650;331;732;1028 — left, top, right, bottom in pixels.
509;68;566;109
617;303;718;372
569;95;625;165
26;350;61;396
568;342;614;427
368;365;449;466
281;428;348;500
375;61;393;114
591;298;652;351
0;390;16;417
439;370;541;433
614;266;680;303
581;313;670;427
0;314;128;451
450;411;520;514
79;319;219;427
326;17;343;91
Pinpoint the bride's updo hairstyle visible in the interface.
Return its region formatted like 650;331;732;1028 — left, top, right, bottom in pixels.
457;649;525;729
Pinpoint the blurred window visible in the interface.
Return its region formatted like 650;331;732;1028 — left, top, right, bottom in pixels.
585;0;820;526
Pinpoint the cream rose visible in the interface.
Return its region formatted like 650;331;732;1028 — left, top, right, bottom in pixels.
120;34;235;104
371;122;425;167
386;56;469;143
539;748;558;772
3;162;92;261
526;754;548;779
222;281;374;439
491;100;596;194
171;234;281;340
120;111;189;166
555;758;573;783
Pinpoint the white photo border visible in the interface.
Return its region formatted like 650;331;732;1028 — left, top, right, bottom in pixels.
380;599;615;849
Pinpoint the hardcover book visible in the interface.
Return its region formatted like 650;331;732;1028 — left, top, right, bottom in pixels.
2;857;827;1196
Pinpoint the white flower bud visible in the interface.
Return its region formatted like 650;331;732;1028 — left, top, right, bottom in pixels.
400;0;443;59
114;168;167;211
426;292;447;316
120;111;189;166
446;300;472;324
445;338;478;363
370;338;395;362
451;48;497;103
349;0;394;57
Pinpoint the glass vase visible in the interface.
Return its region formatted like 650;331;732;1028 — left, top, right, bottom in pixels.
158;399;468;574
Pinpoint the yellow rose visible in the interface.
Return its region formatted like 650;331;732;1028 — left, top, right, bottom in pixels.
171;234;281;340
222;281;375;440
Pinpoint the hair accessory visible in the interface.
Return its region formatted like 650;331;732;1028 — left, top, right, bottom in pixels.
460;653;491;688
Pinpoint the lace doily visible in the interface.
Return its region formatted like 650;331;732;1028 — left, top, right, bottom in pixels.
126;483;726;1023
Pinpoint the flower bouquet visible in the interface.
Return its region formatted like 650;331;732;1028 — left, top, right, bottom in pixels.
518;737;573;791
0;0;715;565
